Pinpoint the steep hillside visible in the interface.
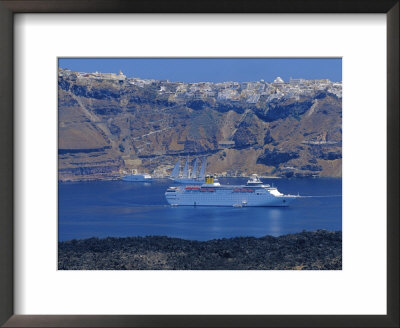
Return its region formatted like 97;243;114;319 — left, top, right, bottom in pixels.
58;70;342;181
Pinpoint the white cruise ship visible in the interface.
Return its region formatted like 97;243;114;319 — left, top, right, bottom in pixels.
165;174;298;207
121;169;152;182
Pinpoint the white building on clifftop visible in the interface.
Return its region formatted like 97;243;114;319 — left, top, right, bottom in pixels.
273;76;285;84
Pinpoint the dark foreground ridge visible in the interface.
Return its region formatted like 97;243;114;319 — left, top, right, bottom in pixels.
58;230;341;270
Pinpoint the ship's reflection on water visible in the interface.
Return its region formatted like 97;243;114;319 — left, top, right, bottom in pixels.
264;208;283;236
58;178;342;241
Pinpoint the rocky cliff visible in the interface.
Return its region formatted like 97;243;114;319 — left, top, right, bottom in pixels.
58;70;342;181
58;230;342;270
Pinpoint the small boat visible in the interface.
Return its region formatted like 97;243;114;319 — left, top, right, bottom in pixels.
121;169;152;182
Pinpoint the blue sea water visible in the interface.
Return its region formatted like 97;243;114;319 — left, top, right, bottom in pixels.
58;178;342;241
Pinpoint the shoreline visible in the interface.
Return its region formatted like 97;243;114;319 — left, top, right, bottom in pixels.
58;175;342;183
59;230;342;270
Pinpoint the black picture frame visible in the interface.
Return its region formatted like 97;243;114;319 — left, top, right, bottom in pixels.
0;1;398;327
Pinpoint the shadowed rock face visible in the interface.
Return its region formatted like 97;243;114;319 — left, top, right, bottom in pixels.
58;230;342;270
257;98;314;122
257;149;300;166
264;130;274;144
58;71;342;181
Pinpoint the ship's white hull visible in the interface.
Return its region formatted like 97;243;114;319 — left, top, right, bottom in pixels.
165;186;296;207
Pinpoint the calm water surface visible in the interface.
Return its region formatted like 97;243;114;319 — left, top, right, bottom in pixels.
58;177;342;241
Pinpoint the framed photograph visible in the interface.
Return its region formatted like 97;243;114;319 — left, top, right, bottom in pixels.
1;1;398;327
56;57;343;271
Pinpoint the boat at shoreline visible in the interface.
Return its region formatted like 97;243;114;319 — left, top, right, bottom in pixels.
165;174;298;207
121;169;152;182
